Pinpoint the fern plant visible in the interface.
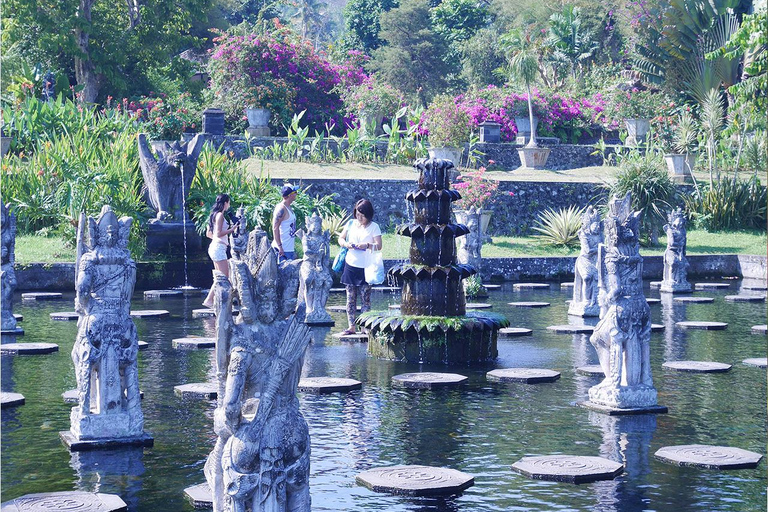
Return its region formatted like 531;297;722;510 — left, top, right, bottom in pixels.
532;205;585;247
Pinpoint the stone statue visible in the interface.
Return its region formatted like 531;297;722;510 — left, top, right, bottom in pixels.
298;212;333;325
137;133;204;222
587;193;660;412
66;206;149;445
568;206;603;317
457;207;482;269
204;228;312;512
1;199;19;334
659;208;691;293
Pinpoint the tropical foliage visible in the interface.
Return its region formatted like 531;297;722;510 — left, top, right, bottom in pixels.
532;205;585;248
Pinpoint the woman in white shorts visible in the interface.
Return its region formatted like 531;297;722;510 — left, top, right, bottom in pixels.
203;193;236;308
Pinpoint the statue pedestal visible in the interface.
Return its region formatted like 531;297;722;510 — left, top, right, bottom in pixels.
145;222;201;256
578;401;668;416
59;430;154;451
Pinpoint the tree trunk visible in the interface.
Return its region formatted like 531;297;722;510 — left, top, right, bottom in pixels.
74;0;100;103
526;83;537;148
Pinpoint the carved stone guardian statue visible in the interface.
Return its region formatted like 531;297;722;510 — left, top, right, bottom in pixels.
298;212;334;326
457;207;486;297
203;227;313;512
60;206;153;449
568;206;603;317
583;194;666;414
659;208;691;293
1;199;22;335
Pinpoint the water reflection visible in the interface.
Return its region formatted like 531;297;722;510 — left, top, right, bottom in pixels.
70;447;145;511
660;293;687;361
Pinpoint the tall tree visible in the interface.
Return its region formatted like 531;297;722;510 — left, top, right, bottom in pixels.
545;5;598;79
341;0;399;54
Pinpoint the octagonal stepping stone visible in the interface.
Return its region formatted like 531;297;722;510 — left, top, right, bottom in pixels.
331;332;368;342
0;491;127;512
743;358;767;368
138;340;148;350
330;288;346;293
50;311;79;321
391;372;468;389
192;308;215;318
13;314;23;322
654;445;763;469
725;294;766;302
184;483;213;508
650;281;662;289
508;302;550;308
646;298;661;305
1;392;25;409
576;365;605;377
1;342;59;355
695;282;731;290
546;325;595;334
559;282;574;289
174;383;218;399
498;327;533;337
130;309;169;318
513;283;550;290
356;465;474;496
673;296;714;303
752;325;767;334
298;377;362;393
742;283;768;291
663;361;732;373
172;337;216;350
328;305;361;312
487;368;560;384
484;284;502;290
511;455;623;484
64;389;144;403
651;324;664;332
676;321;728;330
466;303;492;309
372;286;400;292
143;289;183;298
21;292;63;301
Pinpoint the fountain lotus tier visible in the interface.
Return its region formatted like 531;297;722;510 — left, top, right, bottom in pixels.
358;158;508;364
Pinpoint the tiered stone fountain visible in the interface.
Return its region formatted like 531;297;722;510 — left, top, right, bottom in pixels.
358;158;507;364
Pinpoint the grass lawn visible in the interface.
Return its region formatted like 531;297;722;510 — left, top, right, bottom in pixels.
15;230;765;264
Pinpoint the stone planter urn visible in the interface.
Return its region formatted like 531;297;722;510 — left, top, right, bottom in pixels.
517;146;551;170
455;209;492;243
246;107;271;137
428;146;464;168
359;112;384;136
664;154;696;183
514;116;538;144
624;118;650;146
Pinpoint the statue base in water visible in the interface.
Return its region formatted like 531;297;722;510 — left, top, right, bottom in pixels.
577;401;668;416
59;430;154;451
145;221;201;256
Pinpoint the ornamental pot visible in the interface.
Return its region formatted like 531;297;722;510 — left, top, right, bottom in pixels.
455;209;492;243
359;113;385;136
624;118;650;146
428;146;464;168
246;107;271;137
517;146;551;170
514;116;538;144
664;153;696;183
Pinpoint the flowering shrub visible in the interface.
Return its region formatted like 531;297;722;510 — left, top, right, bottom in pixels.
338;76;404;120
608;88;671;121
118;93;201;140
453;167;512;210
421;94;472;147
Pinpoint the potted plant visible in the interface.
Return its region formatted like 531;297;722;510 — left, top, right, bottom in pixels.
611;88;668;146
453;166;511;240
664;111;699;182
422;94;472;167
338;76;403;136
502;29;550;169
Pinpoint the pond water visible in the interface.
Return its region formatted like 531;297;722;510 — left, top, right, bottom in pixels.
2;282;766;511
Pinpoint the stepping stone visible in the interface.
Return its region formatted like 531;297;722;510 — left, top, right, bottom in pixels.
1;392;25;409
650;281;662;289
177;286;205;296
752;325;767;334
64;389;144;403
676;321;728;330
498;327;533;337
138;340;148;350
546;325;595;334
673;296;714;303
356;465;474;496
388;304;401;309
330;288;346;293
13;314;23;322
0;343;59;355
486;368;560;384
192;308;215;318
576;365;605;377
742;283;768;291
466;303;492;309
50;311;79;321
331;332;368;342
184;482;213;508
663;361;732;373
143;289;183;298
130;309;169;318
21;292;63;301
174;383;218;399
0;327;24;335
511;455;623;484
298;377;362;393
743;358;767;368
725;295;766;302
484;284;502;290
654;445;763;469
513;283;550;290
508;302;550;308
651;324;664;332
559;282;574;289
172;337;216;350
695;282;731;290
646;298;661;304
391;372;468;389
372;286;400;292
0;491;127;512
328;305;361;312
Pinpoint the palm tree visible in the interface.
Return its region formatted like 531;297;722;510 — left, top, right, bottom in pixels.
501;29;540;148
546;5;598;80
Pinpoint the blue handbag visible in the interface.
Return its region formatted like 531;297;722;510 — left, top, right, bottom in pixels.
332;247;347;272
